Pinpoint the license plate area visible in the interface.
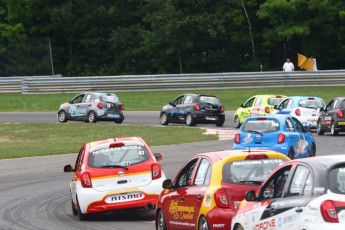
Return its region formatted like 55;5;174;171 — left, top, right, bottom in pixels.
105;192;145;203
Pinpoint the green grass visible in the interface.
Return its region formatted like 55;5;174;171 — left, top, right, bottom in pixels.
1;86;344;111
0;123;217;159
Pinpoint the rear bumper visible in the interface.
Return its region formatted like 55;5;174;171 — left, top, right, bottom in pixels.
193;113;225;124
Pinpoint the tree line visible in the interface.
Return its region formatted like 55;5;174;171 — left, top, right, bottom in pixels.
0;0;344;77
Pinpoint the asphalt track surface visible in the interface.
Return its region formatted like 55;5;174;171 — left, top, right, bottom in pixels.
0;111;344;230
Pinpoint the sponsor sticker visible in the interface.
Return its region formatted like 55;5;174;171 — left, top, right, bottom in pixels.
338;121;345;125
106;192;144;203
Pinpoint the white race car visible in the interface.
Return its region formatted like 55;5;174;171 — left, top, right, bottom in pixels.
231;155;345;230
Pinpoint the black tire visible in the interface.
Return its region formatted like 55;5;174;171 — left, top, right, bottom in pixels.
87;111;97;123
309;143;316;157
114;119;123;124
288;147;295;159
71;199;78;216
316;121;324;135
186;113;196;126
156;210;167;230
234;224;244;230
215;119;225;127
77;197;90;221
58;111;68;123
234;115;241;128
160;113;169;125
198;216;210;230
331;122;339;136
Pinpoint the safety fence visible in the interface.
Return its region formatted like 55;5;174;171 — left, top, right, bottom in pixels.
0;70;344;94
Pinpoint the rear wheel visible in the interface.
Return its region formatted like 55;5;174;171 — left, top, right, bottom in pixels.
288;147;295;159
234;224;244;230
316;121;324;135
77;197;90;221
157;210;167;230
71;199;78;216
114;119;123;124
186;113;196;126
215;118;225;127
234;115;241;128
58;111;68;123
198;216;210;230
160;113;169;125
331;122;339;136
87;111;97;123
309;143;316;157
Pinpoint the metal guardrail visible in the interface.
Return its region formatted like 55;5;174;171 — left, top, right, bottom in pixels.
0;71;344;94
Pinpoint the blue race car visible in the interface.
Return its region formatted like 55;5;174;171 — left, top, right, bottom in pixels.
272;96;325;129
233;114;316;159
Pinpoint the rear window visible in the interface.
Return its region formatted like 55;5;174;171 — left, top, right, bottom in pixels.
198;96;220;105
328;166;345;194
241;119;280;133
88;144;150;168
100;94;119;103
222;158;286;184
298;99;325;109
267;97;285;106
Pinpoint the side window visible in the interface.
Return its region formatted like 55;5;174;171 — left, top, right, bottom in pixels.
75;147;85;171
260;166;292;200
175;159;198;188
287;99;294;108
183;95;193;104
288;165;312;196
326;100;334;110
291;117;304;132
71;94;85;104
244;97;255;108
278;99;289;110
173;95;185;106
286;118;295;132
254;97;262;106
341;100;345;110
332;100;339;109
194;159;211;186
84;94;92;103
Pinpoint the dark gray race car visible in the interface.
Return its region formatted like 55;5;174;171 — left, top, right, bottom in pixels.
57;92;125;124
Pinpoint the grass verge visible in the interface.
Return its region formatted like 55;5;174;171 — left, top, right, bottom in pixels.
0;123;217;159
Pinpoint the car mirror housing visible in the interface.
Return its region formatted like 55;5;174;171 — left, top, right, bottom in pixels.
63;164;74;172
240;104;244;108
304;126;311;132
154;153;163;161
162;179;173;189
245;190;257;202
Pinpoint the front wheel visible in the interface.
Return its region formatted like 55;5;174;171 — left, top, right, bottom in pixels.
156;210;167;230
234;115;241;128
288;147;295;159
234;224;244;230
58;111;68;123
87;111;97;123
198;216;210;230
331;122;339;136
160;113;169;125
316;121;324;135
186;113;196;126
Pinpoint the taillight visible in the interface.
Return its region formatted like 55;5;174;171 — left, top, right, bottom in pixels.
97;102;103;109
295;109;301;116
120;104;124;111
152;164;162;180
234;133;240;144
80;172;92;188
277;133;285;144
221;105;225;113
337;110;343;118
257;117;267;120
246;154;268;159
264;106;270;114
321;200;339;223
194;103;200;111
214;189;230;208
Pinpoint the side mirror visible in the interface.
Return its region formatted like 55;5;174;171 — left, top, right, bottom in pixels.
154;153;163;161
320;107;325;112
245;190;257;202
63;164;74;172
240;104;244;108
274;105;278;110
162;179;173;189
304;126;311;132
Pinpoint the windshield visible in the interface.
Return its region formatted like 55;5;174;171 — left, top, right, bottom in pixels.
100;94;119;103
198;96;220;105
298;99;325;109
267;97;285;106
223;158;286;184
241;119;280;133
88;144;150;168
328;166;345;194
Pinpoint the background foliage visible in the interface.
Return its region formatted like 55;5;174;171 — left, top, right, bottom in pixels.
0;0;344;76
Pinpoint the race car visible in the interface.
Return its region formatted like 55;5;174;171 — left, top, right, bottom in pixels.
317;97;345;136
231;155;345;230
63;137;166;220
155;149;289;230
233;95;286;128
57;92;125;124
159;93;225;127
272;96;326;129
233;114;316;159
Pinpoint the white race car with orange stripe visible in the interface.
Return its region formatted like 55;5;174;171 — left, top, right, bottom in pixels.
231;155;345;230
64;136;166;220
